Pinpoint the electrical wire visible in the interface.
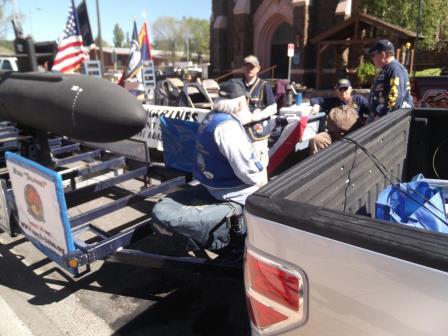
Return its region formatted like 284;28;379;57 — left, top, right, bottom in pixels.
342;137;448;228
432;135;448;179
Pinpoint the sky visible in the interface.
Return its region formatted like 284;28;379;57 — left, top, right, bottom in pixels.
7;0;212;45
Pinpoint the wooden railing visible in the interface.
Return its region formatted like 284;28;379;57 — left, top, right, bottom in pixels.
214;69;241;82
260;65;277;78
214;64;277;82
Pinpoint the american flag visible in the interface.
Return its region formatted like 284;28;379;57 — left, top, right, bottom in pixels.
52;0;89;73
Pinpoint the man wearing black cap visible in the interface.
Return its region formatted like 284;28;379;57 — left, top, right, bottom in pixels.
368;39;413;118
193;79;267;205
309;78;369;154
310;78;370;118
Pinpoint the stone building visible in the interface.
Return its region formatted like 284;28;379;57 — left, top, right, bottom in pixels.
210;0;362;87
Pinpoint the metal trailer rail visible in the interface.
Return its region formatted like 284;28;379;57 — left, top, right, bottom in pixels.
0;124;243;277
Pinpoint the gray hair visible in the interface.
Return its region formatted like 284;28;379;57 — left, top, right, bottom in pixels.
212;96;244;115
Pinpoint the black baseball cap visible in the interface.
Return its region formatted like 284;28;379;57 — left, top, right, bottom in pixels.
335;78;352;89
369;39;395;54
219;79;247;99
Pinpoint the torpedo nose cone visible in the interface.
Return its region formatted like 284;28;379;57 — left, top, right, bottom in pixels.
0;72;147;142
69;75;148;142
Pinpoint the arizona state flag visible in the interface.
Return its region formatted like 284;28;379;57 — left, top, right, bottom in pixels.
139;22;152;61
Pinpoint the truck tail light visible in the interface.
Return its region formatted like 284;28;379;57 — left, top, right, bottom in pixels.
244;248;308;334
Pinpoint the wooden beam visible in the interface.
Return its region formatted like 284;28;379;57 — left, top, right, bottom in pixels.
318;39;375;46
316;43;322;89
319;44;329;53
396;48;401;62
409;49;415;74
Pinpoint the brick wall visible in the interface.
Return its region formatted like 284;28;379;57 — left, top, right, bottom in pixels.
314;0;340;34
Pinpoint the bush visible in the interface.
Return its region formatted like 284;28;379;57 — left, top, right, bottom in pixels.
415;68;441;77
356;62;377;88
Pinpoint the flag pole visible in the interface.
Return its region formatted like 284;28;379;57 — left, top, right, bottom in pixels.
95;0;104;75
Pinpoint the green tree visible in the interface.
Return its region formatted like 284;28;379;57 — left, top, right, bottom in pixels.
360;0;448;49
112;23;124;47
0;0;24;39
152;16;181;57
152;16;210;60
123;31;130;48
182;17;210;59
95;36;110;48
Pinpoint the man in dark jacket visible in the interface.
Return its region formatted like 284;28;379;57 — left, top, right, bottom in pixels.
309;78;369;154
368;39;414;118
310;78;370;119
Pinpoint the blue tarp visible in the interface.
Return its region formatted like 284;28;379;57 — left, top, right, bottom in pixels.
160;116;199;173
376;175;448;234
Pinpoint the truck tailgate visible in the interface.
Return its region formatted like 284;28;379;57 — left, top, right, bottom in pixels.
245;200;448;336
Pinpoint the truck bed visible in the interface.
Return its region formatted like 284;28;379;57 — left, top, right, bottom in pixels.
245;108;448;335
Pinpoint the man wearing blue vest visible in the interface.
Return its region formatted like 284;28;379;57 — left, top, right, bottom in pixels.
194;79;267;205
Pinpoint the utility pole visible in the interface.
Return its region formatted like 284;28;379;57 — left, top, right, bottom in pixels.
412;0;423;76
96;0;104;75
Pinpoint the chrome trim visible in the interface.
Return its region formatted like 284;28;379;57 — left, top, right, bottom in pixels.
244;242;309;336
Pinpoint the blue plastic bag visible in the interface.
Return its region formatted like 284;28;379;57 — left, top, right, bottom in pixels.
376;177;448;234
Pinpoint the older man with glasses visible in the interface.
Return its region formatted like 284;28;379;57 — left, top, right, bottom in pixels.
309;78;370;154
368;39;414;120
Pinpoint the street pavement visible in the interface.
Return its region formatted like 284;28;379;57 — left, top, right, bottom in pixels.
0;231;250;336
0;180;250;336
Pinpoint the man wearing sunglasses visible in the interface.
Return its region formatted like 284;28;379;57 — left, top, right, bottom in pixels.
309;78;370;154
368;39;413;119
310;78;370;119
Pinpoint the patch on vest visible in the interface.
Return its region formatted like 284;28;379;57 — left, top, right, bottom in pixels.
203;171;214;179
253;123;264;135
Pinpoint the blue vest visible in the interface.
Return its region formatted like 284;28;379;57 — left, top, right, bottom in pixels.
193;112;250;189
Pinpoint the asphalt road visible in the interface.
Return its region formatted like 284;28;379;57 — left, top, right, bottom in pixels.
0;177;251;336
0;231;250;336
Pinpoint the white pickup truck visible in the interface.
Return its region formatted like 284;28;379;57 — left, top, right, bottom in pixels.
244;108;448;336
